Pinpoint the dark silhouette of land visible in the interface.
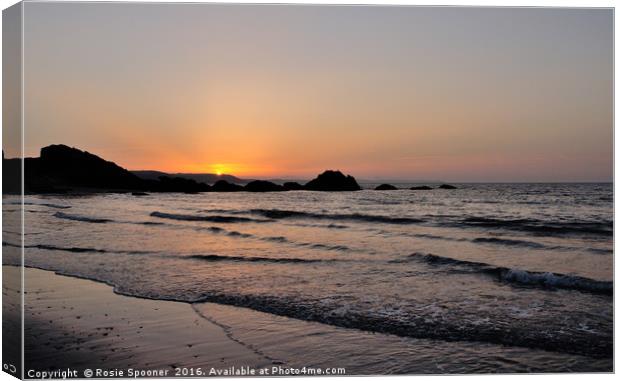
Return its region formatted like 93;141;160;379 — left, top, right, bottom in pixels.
211;180;244;192
4;145;209;194
132;170;248;185
2;145;369;194
3;145;458;194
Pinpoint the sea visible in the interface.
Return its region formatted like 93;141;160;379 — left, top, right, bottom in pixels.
2;183;614;373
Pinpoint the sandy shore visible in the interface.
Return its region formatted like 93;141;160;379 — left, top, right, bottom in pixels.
18;267;272;376
7;266;612;376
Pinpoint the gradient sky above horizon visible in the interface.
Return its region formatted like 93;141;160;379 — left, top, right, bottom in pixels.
16;3;613;181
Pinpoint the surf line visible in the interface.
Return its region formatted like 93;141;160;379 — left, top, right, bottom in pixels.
190;304;285;365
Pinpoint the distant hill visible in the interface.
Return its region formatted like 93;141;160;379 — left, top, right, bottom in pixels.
132;171;249;185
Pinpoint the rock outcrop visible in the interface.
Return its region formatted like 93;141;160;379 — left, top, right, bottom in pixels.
439;184;457;189
283;182;305;191
375;184;398;190
244;180;284;192
35;144;146;190
7;144;213;194
211;180;244;192
304;170;361;191
157;176;211;193
410;185;433;190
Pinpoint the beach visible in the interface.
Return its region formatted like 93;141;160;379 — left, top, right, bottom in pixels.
19;266;272;376
13;265;612;375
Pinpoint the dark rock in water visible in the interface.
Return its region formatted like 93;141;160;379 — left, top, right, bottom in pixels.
304;170;361;191
410;185;433;190
131;192;149;196
282;182;305;191
439;184;457;189
375;184;398;191
244;180;284;192
212;180;244;192
157;176;210;193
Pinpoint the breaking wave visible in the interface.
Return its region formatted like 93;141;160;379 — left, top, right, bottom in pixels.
405;253;612;295
459;217;612;237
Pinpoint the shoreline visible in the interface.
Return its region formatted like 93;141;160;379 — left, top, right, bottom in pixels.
15;266;273;375
5;265;613;375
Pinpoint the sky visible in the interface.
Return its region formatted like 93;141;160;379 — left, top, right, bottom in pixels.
13;3;614;181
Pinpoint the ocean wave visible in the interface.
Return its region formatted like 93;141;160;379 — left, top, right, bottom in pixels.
53;211;113;223
412;233;467;242
307;243;350;251
472;237;612;255
472;237;546;249
459;217;612;237
137;221;165;226
2;241;22;249
327;223;349;229
14;262;612;359
405;253;612;295
4;201;71;209
9;241;154;255
187;254;330;264
29;244;109;253
197;225;351;251
249;209;425;225
225;230;253;238
26;240;337;262
150;211;271;223
203;208;611;238
587;247;613;255
195;293;611;359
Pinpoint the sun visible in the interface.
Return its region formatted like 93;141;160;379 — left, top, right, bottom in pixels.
212;164;228;176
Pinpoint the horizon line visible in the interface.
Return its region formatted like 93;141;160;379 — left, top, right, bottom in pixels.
4;148;612;185
129;169;613;184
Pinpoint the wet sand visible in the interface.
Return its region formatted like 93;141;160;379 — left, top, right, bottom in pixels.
19;267;272;376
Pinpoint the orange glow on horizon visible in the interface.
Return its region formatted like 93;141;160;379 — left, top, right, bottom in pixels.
18;5;612;183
